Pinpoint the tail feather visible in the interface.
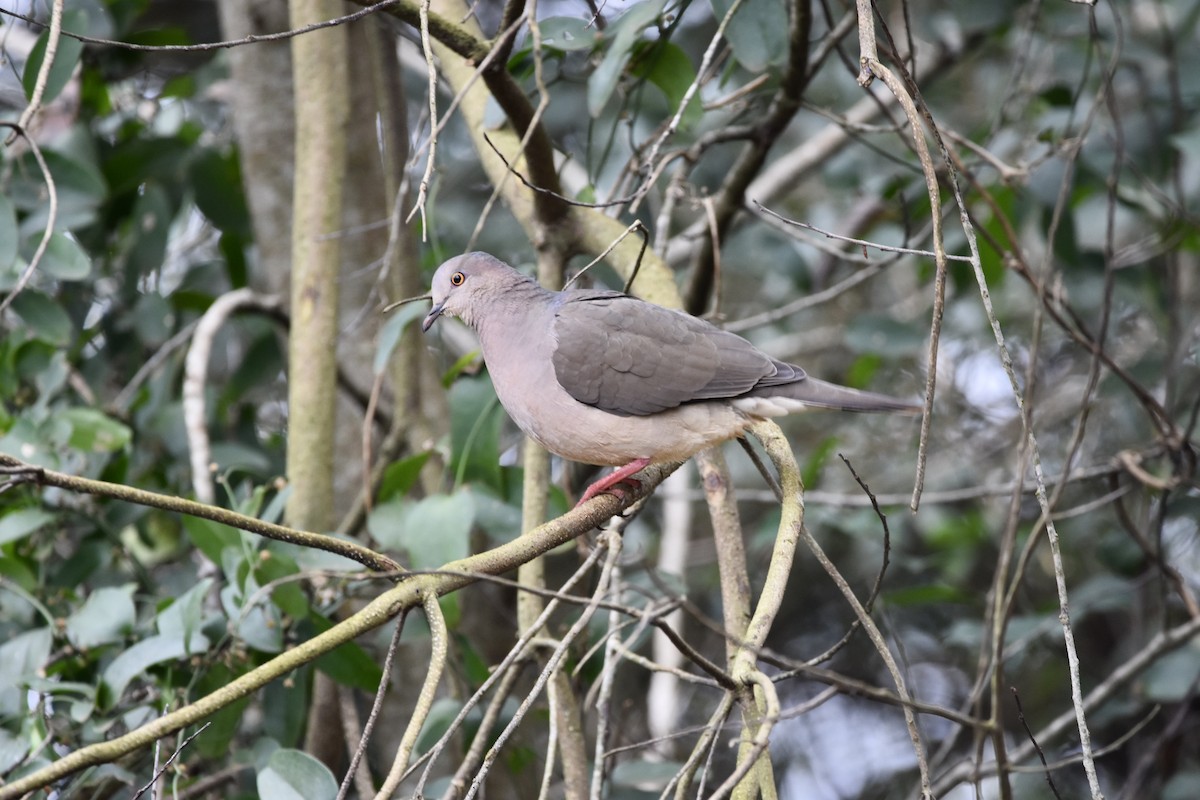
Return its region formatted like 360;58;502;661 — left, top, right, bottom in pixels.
753;376;921;414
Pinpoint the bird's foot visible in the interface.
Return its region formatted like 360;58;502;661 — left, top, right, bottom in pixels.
575;458;652;508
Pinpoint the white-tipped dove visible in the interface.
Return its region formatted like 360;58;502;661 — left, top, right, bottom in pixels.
422;252;918;505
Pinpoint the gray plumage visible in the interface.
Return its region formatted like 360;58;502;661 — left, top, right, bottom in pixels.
422;252;916;491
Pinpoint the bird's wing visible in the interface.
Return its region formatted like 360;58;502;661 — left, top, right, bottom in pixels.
550;292;797;416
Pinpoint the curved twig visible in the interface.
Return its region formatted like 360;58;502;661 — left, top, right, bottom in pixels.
0;124;57;320
372;592;447;799
0;464;675;799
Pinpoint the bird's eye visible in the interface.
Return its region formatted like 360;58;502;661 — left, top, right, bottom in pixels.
450;271;466;286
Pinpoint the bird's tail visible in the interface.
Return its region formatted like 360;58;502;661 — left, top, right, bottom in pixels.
740;376;921;415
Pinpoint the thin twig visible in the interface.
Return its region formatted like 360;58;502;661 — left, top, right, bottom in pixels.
538;675;560;800
462;533;623;800
633;0;750;212
414;545;609;796
932;613;1200;794
111;320;201;414
0;468;674;800
406;0;438;236
0;125;57;321
336;611;408;800
10;0;63;145
662;693;735;800
130;724;212;800
562;221;647;290
1012;686;1063;800
442;662;527;800
372;592;448;799
800;455;893;667
0;453;401;573
752;201;973;262
0;1;400;54
856;58;945;514
707;672;781;800
183;289;282;504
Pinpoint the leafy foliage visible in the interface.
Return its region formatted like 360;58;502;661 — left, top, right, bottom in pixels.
0;0;1198;797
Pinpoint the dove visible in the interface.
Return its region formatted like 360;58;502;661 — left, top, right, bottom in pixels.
422;252;917;505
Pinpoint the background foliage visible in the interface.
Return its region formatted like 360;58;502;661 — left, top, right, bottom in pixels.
1;0;1198;798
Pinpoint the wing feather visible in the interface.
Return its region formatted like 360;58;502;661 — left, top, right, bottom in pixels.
551;292;786;416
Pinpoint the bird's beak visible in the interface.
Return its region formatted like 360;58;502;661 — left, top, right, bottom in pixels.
422;302;445;333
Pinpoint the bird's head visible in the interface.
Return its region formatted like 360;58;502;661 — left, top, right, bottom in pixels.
422;252;526;332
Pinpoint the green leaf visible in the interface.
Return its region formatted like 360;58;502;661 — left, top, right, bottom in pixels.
189;148;251;237
0;728;30;775
710;0;787;72
470;489;524;542
884;584;971;606
79;65;110;113
57;407;132;452
0;628;53;716
845;353;883;389
221;230;249;287
0;194;17;274
162;73;196;100
0;508;56;545
53;538;108;590
210;441;274;476
39;232;91;281
311;614;384;691
0;548;37;589
374;300;428;374
975;185;1014;288
632;42;702;130
10;289;72;346
102;632;211;707
104;135;191;197
261;486;290;526
157;579;215;643
263;671;311;747
123;27;191;47
18;340;66;397
66;584;136;649
541;17;599;52
257;748;338;800
800;436;838;488
222;331;285;413
221;576;284;653
132;291;175;347
11;150;107;233
1143;646;1200;702
125;184;174;281
195;664;251;759
1037;85;1073;107
455;633;493;685
439;592;461;630
377;451;432;502
441;349;482;388
448;375;503;489
923;508;988;551
22;10;88;105
368;491;474;569
587;0;667;117
255;552;309;618
181;516;243;564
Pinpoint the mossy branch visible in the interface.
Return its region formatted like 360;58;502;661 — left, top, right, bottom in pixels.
0;454;401;573
0;462;677;799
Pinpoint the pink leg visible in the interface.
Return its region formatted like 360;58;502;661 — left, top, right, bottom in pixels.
576;457;652;508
